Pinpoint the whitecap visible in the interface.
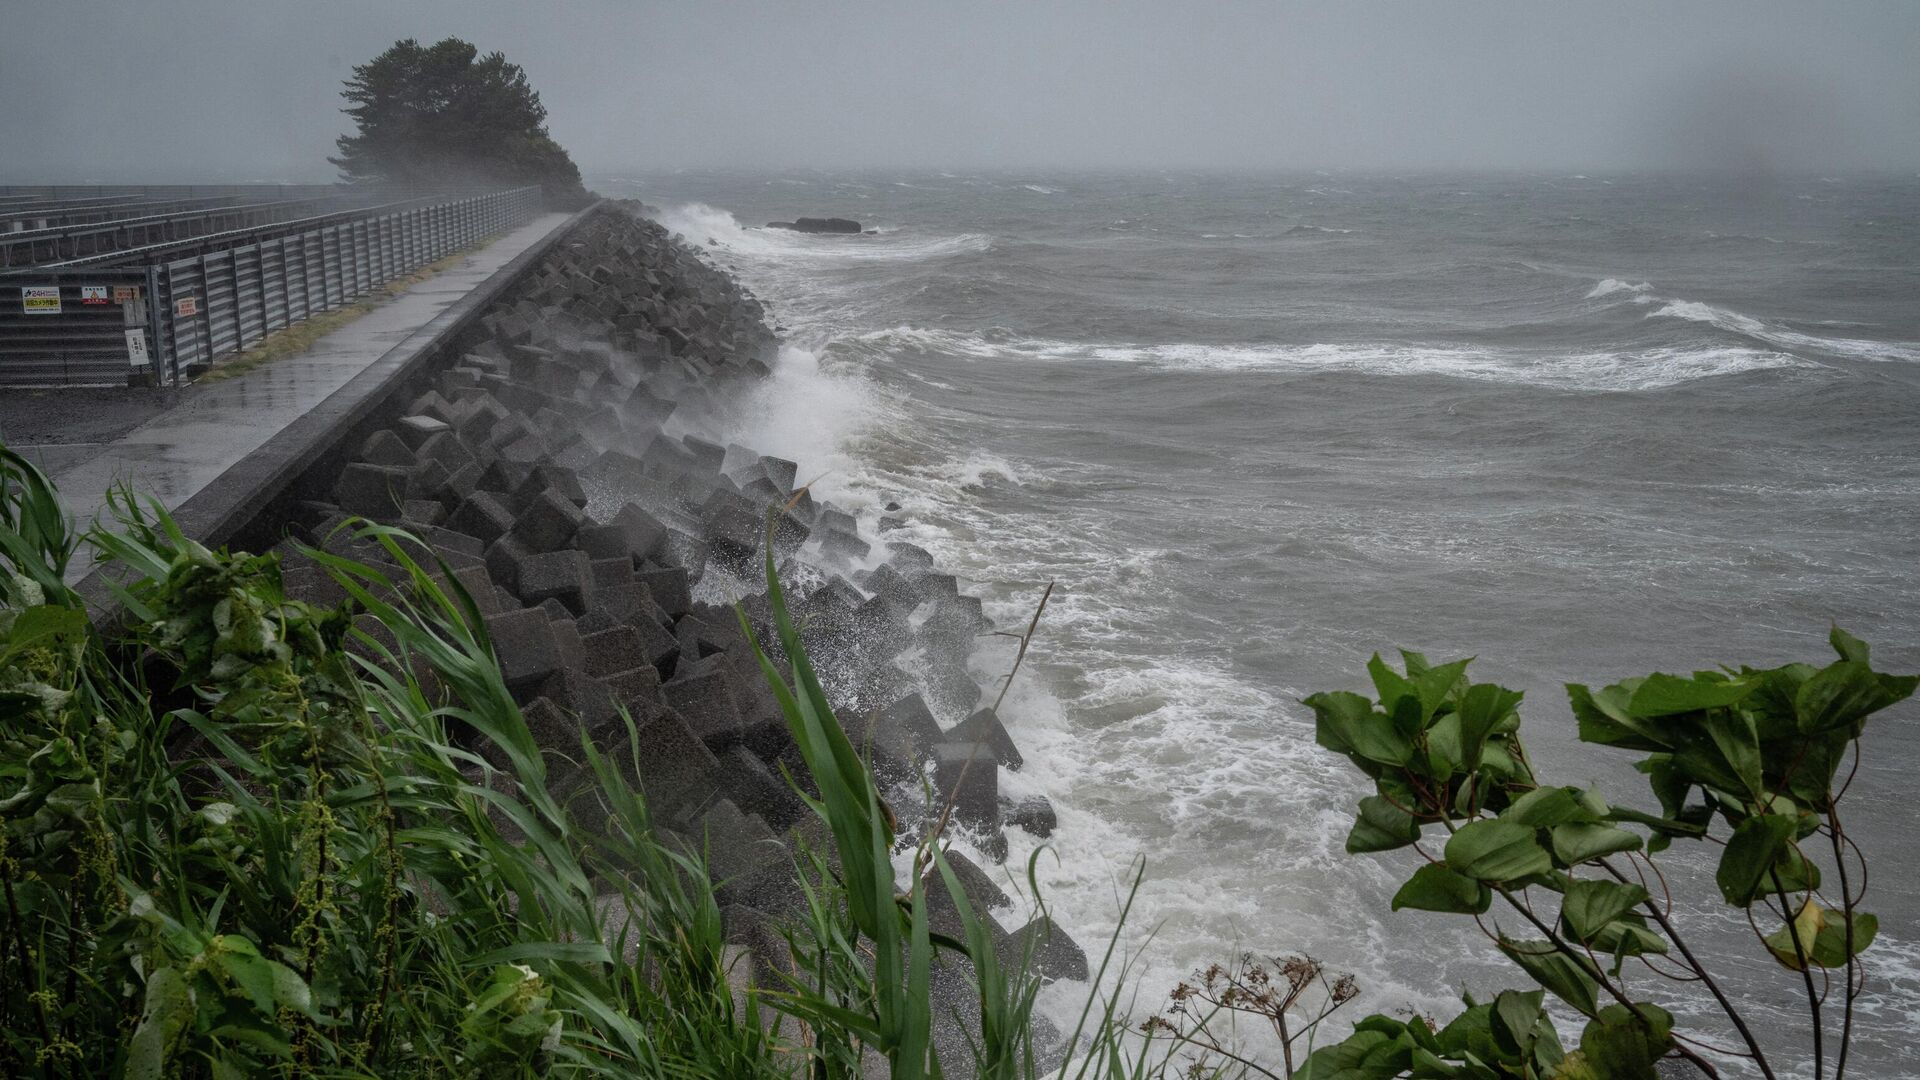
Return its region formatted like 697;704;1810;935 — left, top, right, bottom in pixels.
853;325;1816;392
1586;278;1653;299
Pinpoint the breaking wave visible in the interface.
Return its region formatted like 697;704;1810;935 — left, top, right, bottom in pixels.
656;202;992;263
848;326;1815;392
1586;277;1653;299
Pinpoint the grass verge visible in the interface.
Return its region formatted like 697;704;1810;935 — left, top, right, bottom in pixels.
200;239;499;383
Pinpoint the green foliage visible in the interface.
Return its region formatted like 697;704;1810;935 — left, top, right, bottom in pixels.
331;37;587;204
1304;638;1915;1079
0;442;1191;1079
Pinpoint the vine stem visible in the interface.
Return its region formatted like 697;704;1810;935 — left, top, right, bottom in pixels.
1827;804;1859;1079
1599;858;1777;1080
1492;886;1724;1079
1770;867;1822;1080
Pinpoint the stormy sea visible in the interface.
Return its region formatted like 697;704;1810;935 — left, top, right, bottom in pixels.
602;171;1920;1074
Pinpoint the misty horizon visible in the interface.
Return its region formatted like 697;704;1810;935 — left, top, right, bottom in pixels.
4;0;1919;181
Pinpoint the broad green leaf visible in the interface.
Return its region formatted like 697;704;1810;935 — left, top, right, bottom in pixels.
1550;823;1642;865
1588;918;1668;959
1578;1003;1673;1080
0;604;88;661
1763;899;1879;971
1368;654;1417;715
128;966;194;1080
1310;690;1414;767
1506;786;1595;828
1435;1002;1502;1062
1423;712;1463;778
1392;863;1492;915
1626;672;1752;717
1812;911;1878;969
1567;682;1666;751
1491;989;1545;1055
1561;879;1650;942
1762;897;1825;971
1446;820;1552;882
1348;795;1421;854
1293;1026;1414;1080
1498;937;1600;1017
1412;658;1473;722
1829;626;1870;665
1795;660;1917;736
1704;711;1764;799
1715;814;1795;905
1455;682;1522;771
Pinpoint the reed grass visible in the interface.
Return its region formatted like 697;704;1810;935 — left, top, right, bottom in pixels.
0;441;1309;1078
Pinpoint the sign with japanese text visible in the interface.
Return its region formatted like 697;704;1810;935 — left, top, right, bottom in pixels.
22;286;60;314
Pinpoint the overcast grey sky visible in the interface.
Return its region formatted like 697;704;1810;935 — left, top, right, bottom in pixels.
3;0;1917;180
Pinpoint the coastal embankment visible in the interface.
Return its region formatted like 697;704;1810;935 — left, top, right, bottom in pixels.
230;202;1086;1043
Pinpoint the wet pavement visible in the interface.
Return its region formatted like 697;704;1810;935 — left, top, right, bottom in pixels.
32;212;571;575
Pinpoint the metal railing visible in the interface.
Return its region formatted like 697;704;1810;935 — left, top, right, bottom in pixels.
0;186;540;388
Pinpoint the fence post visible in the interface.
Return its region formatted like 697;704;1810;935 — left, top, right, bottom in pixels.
144;264;167;385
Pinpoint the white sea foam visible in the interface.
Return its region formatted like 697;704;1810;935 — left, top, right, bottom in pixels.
656;202;992;264
1586;277;1653;299
1021;183;1064;195
851;325;1815;391
1647;296;1920;363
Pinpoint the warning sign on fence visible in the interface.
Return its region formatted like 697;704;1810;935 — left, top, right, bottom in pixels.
22;286;60;315
113;285;140;304
125;329;151;368
175;296;198;317
80;285;109;305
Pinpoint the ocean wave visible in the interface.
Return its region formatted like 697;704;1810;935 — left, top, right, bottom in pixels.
1283;224;1355;236
1646;296;1920;363
1020;183;1063;195
656;202;992;263
848;326;1815;391
1585;278;1653;299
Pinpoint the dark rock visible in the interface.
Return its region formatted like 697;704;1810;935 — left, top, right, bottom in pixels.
1006;795;1057;838
636;564;691;617
766;217;862;234
360;429;417;468
511;487;588;552
1004;916;1089;983
517;549;595;616
721;744;805;829
396;414;451;446
948;706;1022;770
933;742;999;831
448;491;516;544
664;662;745;747
333;463;408;518
485;608;562;694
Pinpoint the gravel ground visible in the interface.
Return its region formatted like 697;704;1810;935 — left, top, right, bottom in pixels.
0;386;182;445
0;385;186;475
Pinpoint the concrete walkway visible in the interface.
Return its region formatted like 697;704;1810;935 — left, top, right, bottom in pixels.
39;212;569;563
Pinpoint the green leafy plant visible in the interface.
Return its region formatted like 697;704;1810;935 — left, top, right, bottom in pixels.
1300;638;1915;1079
0;442;1178;1079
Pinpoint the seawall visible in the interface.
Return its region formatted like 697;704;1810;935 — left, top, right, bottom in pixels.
90;200;1085;1046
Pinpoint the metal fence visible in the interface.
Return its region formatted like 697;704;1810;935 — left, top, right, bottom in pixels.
0;187;539;388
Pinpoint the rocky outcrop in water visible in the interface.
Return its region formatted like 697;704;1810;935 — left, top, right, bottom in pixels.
271;202;1075;1042
766;216;862;234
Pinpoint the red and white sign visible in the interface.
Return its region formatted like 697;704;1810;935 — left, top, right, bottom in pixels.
80;285;109;305
175;296;198;317
112;285;140;304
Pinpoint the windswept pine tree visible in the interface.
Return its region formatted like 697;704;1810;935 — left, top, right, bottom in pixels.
331;37;587;204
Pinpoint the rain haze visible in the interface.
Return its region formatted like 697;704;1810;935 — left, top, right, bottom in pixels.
3;0;1919;178
7;5;1920;1079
